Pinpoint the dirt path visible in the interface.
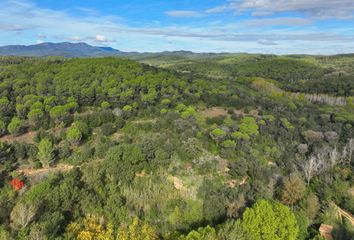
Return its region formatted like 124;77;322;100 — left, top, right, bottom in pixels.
201;107;228;118
0;131;36;144
17;164;75;177
131;119;156;124
201;107;259;118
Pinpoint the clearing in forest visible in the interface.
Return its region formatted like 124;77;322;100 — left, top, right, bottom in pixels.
17;164;74;178
201;107;228;118
0;131;36;144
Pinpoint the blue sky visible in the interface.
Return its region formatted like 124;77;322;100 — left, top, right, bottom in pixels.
1;0;354;54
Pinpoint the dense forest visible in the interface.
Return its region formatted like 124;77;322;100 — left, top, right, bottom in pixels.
0;55;353;240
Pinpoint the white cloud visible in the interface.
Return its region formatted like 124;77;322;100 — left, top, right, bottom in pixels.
68;36;83;42
1;0;354;54
245;17;312;27
94;35;109;42
258;39;279;46
166;10;203;17
37;34;47;39
0;23;31;32
207;0;354;19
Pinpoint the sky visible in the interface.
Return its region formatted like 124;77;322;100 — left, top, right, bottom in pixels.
1;0;354;54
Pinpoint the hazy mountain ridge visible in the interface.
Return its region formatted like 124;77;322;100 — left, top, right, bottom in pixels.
0;42;125;57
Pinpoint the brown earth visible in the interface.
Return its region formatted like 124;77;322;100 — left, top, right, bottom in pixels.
201;107;228;118
0;131;36;144
17;164;74;177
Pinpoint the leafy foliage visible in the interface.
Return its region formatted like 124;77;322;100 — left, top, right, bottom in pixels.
240;200;299;240
37;138;55;167
0;55;352;240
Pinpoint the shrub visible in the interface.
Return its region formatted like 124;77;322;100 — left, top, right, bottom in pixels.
27;109;44;128
100;122;116;136
37;138;55;167
240;199;299;240
101;101;111;109
239;116;259;136
67;127;82;145
221;140;236;148
122;105;132;111
181;106;197;119
7;117;24;136
0;119;6;136
10;178;25;191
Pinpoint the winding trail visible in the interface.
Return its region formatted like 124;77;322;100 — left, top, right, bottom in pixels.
17;164;75;178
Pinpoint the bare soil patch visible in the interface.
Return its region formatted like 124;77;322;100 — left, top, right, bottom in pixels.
201;107;228;118
169;176;185;191
0;131;36;144
17;164;74;177
131;119;156;124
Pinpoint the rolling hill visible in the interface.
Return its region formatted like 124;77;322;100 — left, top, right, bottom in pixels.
0;42;126;57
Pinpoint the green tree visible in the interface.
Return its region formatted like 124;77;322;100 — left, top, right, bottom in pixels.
231;131;250;141
0;226;12;240
16;103;27;119
65;101;79;113
281;173;306;205
101;101;111;109
10;200;39;229
210;128;227;142
67;127;82;145
37;138;55;168
221;140;236;148
239;117;259;136
49;105;69;124
122;105;133;112
67;216;114;240
176;103;187;112
300;193;320;221
44;96;57;111
27;109;44;128
0;97;11;117
161;98;171;106
280;118;295;130
30;101;44;111
7;117;24;136
122;144;144;164
179;225;218;240
72;121;90;139
117;217;158;240
181;106;197;119
218;220;250;240
0;119;6;136
240;199;299;240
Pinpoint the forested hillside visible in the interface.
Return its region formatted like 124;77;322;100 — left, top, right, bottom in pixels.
133;53;354;97
0;56;353;240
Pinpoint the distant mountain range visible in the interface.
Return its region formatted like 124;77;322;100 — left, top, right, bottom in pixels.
0;42;130;58
0;42;225;58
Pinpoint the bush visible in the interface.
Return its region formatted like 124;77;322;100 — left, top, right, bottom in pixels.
10;178;25;191
37;138;55;167
49;105;69;124
0;120;6;136
7;117;24;136
67;127;82;145
101;101;111;109
27;109;44;128
239;116;259;136
181;106;197;119
240;199;299;240
100;122;116;136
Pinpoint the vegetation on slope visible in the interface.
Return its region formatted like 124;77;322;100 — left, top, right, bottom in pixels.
0;56;353;240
